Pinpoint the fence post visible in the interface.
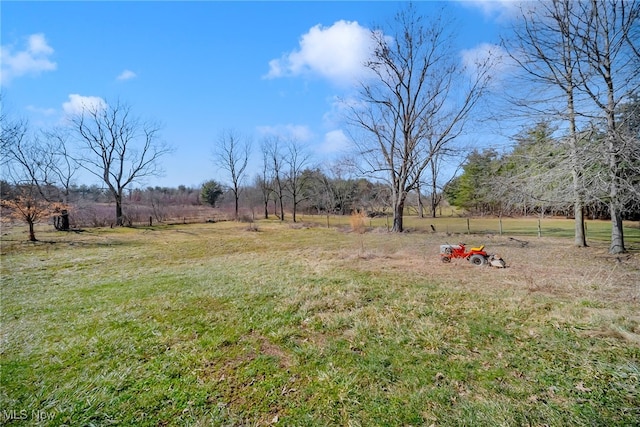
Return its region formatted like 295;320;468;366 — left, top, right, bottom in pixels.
467;218;470;235
499;217;503;236
537;218;542;237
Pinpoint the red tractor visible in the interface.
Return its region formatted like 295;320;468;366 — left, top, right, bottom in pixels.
440;243;505;267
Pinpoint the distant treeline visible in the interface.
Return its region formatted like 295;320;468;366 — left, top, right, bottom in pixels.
444;121;640;221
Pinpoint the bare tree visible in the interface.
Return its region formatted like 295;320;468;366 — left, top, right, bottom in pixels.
425;144;461;218
503;0;639;253
306;168;336;220
1;118;32;182
329;159;360;215
256;137;276;220
70;100;171;226
214;129;250;220
0;188;66;241
40;127;78;205
262;136;286;221
2;120;74;205
503;0;590;247
0;114;69;239
571;0;640;253
349;4;493;232
492;122;574;217
285;141;311;223
255;173;271;220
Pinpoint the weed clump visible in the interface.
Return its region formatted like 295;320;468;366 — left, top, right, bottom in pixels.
350;210;367;234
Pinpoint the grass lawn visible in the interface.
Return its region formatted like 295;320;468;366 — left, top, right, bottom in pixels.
1;219;639;425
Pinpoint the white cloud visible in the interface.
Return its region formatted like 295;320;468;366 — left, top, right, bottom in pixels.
323;94;370;131
319;129;351;154
461;43;515;86
26;105;57;116
461;43;505;70
62;94;107;117
117;69;137;81
265;20;375;86
459;0;533;21
1;33;57;85
256;124;314;142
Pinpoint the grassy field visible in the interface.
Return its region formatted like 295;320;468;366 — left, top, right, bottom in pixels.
1;218;639;426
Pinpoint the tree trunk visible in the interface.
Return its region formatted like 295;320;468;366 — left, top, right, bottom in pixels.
234;193;239;221
608;138;626;253
62;210;70;230
392;197;405;232
416;183;424;218
263;200;269;219
54;210;70;231
609;205;625;254
292;193;297;223
430;160;439;218
431;192;438;219
115;193;124;226
279;196;285;221
568;130;587;247
606;76;625;253
28;220;37;242
574;202;587;247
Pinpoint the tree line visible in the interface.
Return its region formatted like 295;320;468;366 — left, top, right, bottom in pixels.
202;165;395;222
445;110;640;221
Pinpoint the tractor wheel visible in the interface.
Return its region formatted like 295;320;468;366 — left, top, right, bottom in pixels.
469;254;487;266
441;256;451;263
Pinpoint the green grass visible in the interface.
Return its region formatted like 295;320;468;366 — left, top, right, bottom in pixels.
1;220;639;425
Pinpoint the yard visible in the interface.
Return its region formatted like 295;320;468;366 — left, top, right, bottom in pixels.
1;218;639;425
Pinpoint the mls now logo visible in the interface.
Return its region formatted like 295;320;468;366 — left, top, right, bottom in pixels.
3;409;28;421
32;409;57;421
2;409;57;422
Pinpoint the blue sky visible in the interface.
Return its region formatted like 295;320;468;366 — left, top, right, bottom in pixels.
1;1;517;188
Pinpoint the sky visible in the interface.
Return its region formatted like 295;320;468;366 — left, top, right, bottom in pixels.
1;0;520;189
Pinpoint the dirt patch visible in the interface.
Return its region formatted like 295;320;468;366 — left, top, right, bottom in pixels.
250;332;294;369
331;234;640;306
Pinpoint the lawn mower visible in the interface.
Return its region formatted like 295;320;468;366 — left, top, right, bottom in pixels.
440;243;506;267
